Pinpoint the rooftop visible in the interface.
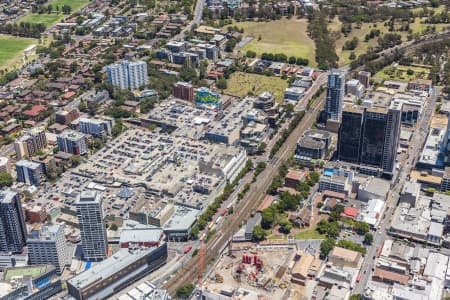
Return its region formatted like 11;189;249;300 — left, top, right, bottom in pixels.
163;205;200;231
68;247;158;289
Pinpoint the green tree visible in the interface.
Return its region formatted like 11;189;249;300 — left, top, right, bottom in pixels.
364;232;373;245
176;283;195;299
350;295;363;300
253;225;267;241
354;221;370;235
216;78;227;90
0;172;13;188
110;223;118;231
261;206;277;229
320;238;335;259
279;218;292;234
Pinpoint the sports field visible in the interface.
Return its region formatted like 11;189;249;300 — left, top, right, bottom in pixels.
0;35;37;69
233;18;316;66
18;0;88;27
224;72;288;102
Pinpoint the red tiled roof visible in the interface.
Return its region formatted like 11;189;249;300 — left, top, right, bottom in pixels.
341;207;358;218
23;105;46;117
62;91;76;99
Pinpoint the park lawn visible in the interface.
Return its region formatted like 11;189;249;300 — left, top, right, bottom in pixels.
19;14;62;27
267;234;286;240
294;227;326;240
374;64;430;82
411;5;447;15
49;0;89;11
223;72;288;102
332;16;449;66
409;17;449;35
0;35;37;69
232;18;316;67
17;0;88;26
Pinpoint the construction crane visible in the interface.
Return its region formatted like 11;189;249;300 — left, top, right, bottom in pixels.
198;237;205;287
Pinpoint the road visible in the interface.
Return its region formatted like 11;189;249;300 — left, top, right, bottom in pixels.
353;86;440;295
173;0;205;40
264;71;328;157
162;76;326;296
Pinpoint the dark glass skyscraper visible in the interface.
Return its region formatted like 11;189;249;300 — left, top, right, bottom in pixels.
0;190;27;254
337;103;402;178
325;69;346;121
337;106;364;163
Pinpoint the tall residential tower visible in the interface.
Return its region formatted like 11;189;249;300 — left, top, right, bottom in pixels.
0;190;27;254
325;69;346;121
75;191;108;262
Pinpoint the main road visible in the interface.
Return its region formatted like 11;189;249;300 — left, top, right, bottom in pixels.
353;86;440;295
163;76;327;296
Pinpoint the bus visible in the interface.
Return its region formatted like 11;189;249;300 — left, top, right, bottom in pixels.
356;272;362;283
221;209;228;216
215;216;222;224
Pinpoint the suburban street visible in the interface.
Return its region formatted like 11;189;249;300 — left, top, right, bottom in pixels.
353;86;440;294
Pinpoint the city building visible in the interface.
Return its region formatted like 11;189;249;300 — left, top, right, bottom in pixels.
0;190;27;254
408;78;432;94
337;105;364;164
319;165;354;195
337;101;402;178
0;265;62;300
16;160;44;186
106;60;149;90
357;71;371;89
57;130;88;155
253;92;280;127
195;87;221;110
27;223;68;274
75;191;108;262
14;127;47;160
79;117;114;138
0;156;9;173
173;81;194;102
284;87;305;104
67;246;168;300
441;167;450;192
328;247;362;268
417;114;448;170
55;108;79;125
163;204;200;241
345;79;365;99
119;220;164;248
325;69;346;121
295;129;331;162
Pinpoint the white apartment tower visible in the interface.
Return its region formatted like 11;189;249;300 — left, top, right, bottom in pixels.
106;60;148;90
28;223;68;274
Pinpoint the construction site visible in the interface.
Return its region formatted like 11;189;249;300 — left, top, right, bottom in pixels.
200;246;296;299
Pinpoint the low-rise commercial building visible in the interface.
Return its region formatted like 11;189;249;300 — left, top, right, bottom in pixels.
67;245;167;300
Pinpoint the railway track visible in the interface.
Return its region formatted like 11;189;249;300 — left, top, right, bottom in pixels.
164;93;326;296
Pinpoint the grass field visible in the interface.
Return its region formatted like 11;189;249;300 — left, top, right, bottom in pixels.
294;227;326;240
374;64;430;82
18;0;88;27
411;5;447;15
4;265;49;281
0;35;37;69
233;18;316;66
331;16;449;66
224;72;288;102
